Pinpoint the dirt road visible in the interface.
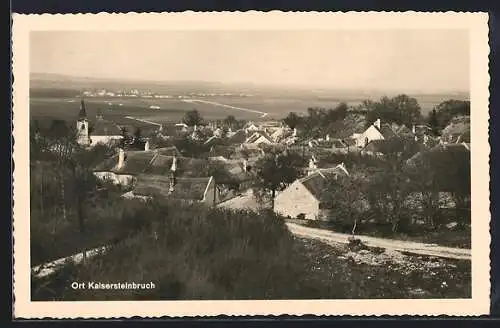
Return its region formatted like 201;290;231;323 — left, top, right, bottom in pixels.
286;222;471;261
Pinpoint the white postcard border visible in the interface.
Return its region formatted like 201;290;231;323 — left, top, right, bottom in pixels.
12;11;491;318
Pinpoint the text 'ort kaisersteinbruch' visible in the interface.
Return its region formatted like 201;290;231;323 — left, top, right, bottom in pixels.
71;281;156;290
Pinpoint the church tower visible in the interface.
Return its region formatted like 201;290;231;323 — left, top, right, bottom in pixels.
76;99;90;146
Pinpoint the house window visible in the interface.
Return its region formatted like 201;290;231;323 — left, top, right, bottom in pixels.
81;123;86;130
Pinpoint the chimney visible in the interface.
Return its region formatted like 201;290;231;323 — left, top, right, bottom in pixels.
374;118;381;130
194;124;197;132
326;134;330;142
412;124;416;134
243;158;248;172
144;139;150;151
117;148;125;169
170;155;178;172
293;127;297;137
169;156;178;193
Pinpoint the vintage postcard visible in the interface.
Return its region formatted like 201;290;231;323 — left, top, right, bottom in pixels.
12;11;490;318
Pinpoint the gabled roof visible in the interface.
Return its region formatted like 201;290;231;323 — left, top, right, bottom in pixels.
245;131;274;144
91;119;122;136
298;165;349;202
228;129;248;144
374;123;397;139
155;146;182;157
145;155;208;177
93;150;156;175
343;138;357;147
361;139;387;153
134;174;212;201
299;173;327;201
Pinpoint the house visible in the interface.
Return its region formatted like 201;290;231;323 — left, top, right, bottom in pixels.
93;149;156;186
132;174;219;206
175;123;189;132
92;147;204;186
355;118;396;148
360;139;387;157
227;129;248;144
244;122;260;132
155;146;182;157
274;165;349;221
88;110;124;146
244;131;275;147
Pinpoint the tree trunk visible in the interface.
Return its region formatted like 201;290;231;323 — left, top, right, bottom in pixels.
60;170;67;221
73;164;87;265
40;165;44;218
271;189;276;209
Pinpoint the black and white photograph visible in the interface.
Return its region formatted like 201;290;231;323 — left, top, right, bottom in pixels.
12;12;490;317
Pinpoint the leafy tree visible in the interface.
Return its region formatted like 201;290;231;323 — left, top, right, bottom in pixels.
428;109;440;136
322;174;368;237
134;127;142;140
222;115;238;130
252;150;306;208
367;137;419;232
183;109;204;127
283;112;301;130
434;99;470;129
365;94;422;128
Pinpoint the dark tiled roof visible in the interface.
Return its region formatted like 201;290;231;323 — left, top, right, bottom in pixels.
91;119;122;136
143;155;208;177
300;173;328;201
93;151;156;175
375;124;397;139
134;174;212;201
361;139;387;153
209;145;236;158
335;140;348;148
228;130;248;144
156;146;182;157
299;166;349;202
343;138;357;147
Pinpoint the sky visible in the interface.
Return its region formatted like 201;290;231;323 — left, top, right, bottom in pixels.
30;30;470;93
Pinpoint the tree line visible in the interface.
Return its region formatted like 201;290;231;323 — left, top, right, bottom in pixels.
282;95;470;138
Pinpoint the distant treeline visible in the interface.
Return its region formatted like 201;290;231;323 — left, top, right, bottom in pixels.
30;88;81;98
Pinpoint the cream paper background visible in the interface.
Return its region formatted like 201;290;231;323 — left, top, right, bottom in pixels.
12;11;491;318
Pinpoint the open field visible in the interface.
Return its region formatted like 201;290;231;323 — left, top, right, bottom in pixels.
30;92;468;129
29;74;469;126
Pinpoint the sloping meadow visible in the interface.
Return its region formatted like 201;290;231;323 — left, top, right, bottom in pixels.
32;199;316;300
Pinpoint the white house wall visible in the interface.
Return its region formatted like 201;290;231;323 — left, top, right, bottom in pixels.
274;180;320;220
93;171;135;187
355;126;384;148
90;135;123;147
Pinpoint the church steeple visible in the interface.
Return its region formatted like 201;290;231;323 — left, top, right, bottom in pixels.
96;108;103;120
76;99;90;146
78;99;87;120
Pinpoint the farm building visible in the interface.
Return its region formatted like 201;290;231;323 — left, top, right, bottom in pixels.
274;164;349;221
354;118;397;148
131;174;219;206
92;147;207;187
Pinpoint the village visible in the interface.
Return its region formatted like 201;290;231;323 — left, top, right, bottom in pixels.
71;96;470;227
29;93;472;301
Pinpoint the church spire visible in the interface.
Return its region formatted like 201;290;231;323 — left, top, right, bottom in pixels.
78;99;87;120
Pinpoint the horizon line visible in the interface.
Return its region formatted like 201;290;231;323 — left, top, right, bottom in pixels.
30;71;470;96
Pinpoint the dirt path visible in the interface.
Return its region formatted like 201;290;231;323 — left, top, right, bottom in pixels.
182;99;268;118
31;246;109;279
286;222;471;261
